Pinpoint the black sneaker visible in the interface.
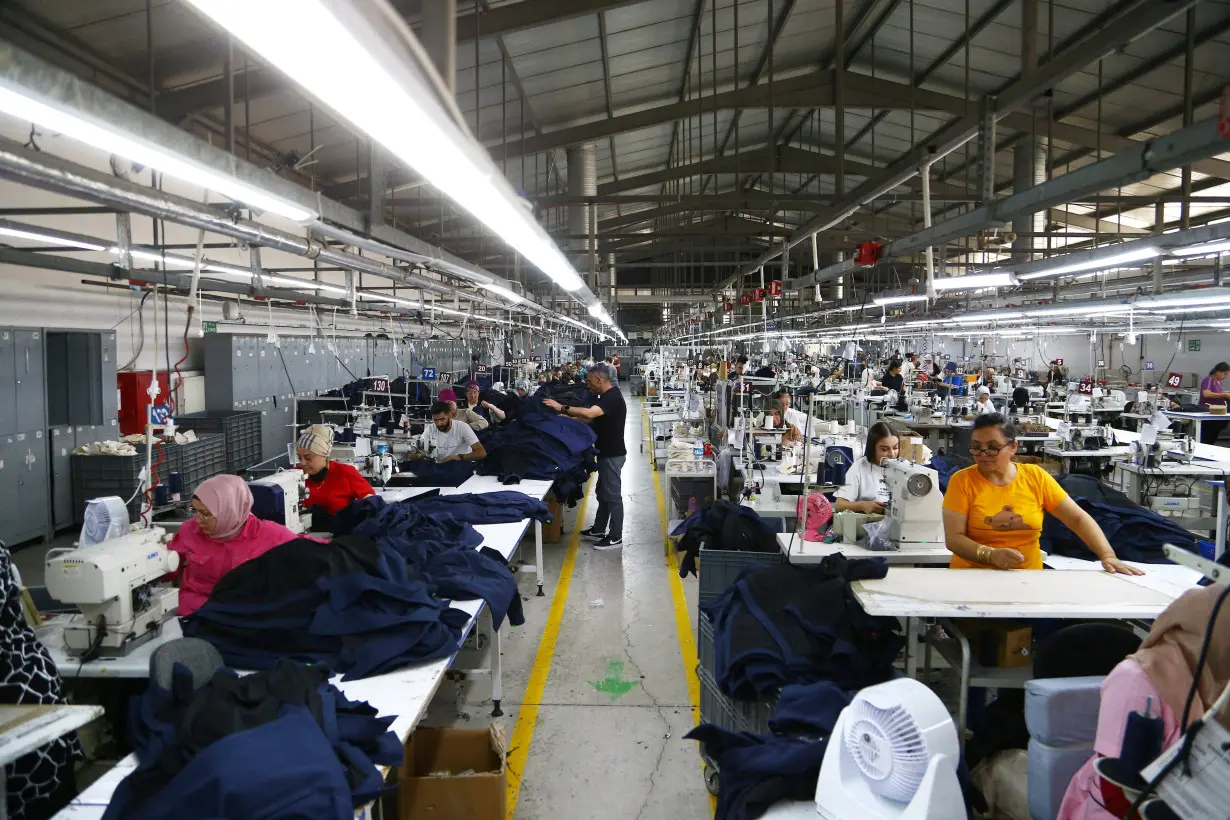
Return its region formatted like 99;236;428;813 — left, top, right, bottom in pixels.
594;536;623;550
580;527;606;539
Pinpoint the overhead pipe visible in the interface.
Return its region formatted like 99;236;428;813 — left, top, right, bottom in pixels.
0;136;605;335
921;157;936;301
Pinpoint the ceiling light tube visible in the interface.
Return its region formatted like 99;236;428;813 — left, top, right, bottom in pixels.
0;85;315;223
185;0;586;292
931;272;1019;291
872;294;928;306
953;311;1024;324
1172;240;1230;257
0;225;108;251
1018;247;1161;281
481;282;522;304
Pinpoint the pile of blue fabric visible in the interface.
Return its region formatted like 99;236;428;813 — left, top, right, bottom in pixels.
183;536;469;680
930;453;973;492
475;395;598;505
703;556;902;700
671;500;780;578
1041;473;1197;562
391;459;476;487
104;661;401;820
685;725;830;820
332;495;527;630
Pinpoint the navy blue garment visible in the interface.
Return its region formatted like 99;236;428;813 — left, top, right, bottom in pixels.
1040;474;1197;562
410;492;550;525
672;501;780;578
768;681;852;737
333;496;484;568
182;537;466;680
474;404;598;504
424;546;525;630
685;725;829;820
390;460;475;487
930;453;974;492
703;556;901;699
106;661;401;820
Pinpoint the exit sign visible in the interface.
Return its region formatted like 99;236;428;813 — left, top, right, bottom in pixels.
201;321;217;334
1189;339;1202;352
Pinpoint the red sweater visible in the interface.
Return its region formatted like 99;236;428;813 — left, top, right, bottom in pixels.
302;461;375;515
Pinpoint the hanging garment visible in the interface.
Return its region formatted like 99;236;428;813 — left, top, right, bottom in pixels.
703;556;901;699
672;501;781;578
105;661;401;820
182;536;468;679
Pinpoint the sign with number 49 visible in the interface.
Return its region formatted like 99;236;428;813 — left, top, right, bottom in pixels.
1166;372;1184;390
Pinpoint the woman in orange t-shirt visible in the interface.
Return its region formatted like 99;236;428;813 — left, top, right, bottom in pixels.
942;413;1143;574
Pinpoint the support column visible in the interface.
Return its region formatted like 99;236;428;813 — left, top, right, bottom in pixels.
566;144;598;290
421;0;457;95
1152;200;1165;294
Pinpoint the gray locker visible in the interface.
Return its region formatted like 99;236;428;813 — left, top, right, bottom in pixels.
10;430;48;543
14;331;45;433
0;434;16;541
0;330;15;437
49;425;73;530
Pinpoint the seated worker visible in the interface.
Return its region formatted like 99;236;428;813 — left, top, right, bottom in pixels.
1057;585;1230;820
296;424;376;515
766;408;802;445
170;474;299;615
770;389;808;438
972;385;999;415
879;360;907;411
463;381;505;425
1199;361;1230;443
834;422;897;514
942;413;1142;573
409;400;487;463
439;387;488;431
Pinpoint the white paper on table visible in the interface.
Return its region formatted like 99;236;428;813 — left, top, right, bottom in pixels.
1146;718;1230;820
1141;424;1159;446
1153;411;1173;430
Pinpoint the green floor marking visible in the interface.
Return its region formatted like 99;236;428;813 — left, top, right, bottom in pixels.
589;660;638;701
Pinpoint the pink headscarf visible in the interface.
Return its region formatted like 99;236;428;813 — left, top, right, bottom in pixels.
438;388;457;402
192;474;254;541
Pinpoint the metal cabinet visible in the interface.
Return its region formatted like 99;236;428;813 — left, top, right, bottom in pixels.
0;330;15;437
49;425;73;530
0;430;49;544
101;332;118;424
14;330;45;433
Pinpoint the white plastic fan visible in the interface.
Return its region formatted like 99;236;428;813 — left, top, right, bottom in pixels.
79;496;130;547
816;678;964;820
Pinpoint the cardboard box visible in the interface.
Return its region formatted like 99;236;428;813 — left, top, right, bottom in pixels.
399;726;506;819
959;621;1032;668
544;497;563;543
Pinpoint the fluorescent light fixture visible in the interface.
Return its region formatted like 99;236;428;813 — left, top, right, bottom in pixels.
202;261;257;277
953;311;1024;324
1172;240;1230;257
481;282;522;304
1018;246;1160;281
186;0;586;292
0;86;314;223
124;248;196;268
872;294;928;306
0;225;107;251
587;303;604;317
1026;303;1133;318
1147;303;1230;315
931;272;1018;291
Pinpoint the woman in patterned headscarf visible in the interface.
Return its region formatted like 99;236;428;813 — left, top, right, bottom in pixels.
1;546;81;819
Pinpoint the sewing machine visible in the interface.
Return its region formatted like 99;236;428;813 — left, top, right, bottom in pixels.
249;470;308;533
1061;423;1114;451
44;528;180;656
882;459;946;546
1130;424;1195;468
363;445;399;485
1093;388;1127;412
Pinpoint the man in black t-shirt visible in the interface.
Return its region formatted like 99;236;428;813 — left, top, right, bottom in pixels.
543;364;627;548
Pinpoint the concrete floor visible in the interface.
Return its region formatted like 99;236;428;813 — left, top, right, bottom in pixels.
14;389;714;819
423;389;712;819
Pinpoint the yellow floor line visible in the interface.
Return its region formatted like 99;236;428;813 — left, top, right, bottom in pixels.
505;476;593;819
652;446;715;814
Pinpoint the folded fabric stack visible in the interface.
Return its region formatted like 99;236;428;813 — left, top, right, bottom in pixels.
475;398;598;504
672;500;781;578
1041;473;1197;562
104;661;402;820
703;557;902;700
183;536;469;679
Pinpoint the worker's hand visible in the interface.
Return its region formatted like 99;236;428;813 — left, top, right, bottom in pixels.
543;398;563;411
438;455;460;463
858;501;886;514
481;401;493;409
989;548;1026;570
1101;556;1145;576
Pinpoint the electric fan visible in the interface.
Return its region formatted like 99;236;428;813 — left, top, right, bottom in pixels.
79;496;130;547
816;678;964;820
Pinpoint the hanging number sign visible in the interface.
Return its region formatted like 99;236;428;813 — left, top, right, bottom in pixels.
1166;372;1184;390
723;300;733;312
740;292;753;306
370;377;389;393
1078;379;1094;395
1145;361;1155;371
420;367;437;380
751;288;766;302
768;280;783;297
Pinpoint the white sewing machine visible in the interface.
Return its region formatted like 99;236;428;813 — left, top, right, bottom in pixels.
882;459;945;546
1061;423;1114;451
363;445;399;485
1093;388;1127;412
249;470;307;533
44;527;180;656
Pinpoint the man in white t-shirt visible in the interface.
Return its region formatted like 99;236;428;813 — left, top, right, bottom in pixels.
834;422;899;514
410;401;487;463
901;353;917;384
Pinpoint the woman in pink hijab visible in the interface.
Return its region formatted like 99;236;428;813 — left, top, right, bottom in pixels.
169;474;298;615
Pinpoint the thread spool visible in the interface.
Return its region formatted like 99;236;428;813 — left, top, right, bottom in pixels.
154;485;169;506
168;471;182;502
1119;697;1164;776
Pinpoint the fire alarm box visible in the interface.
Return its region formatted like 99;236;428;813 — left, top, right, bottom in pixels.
854;241;882;267
751;287;765;302
768;280;783;297
739;292;753;306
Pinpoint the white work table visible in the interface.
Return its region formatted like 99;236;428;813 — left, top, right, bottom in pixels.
1164;410;1229;442
776;531;952;565
1;704;104;768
